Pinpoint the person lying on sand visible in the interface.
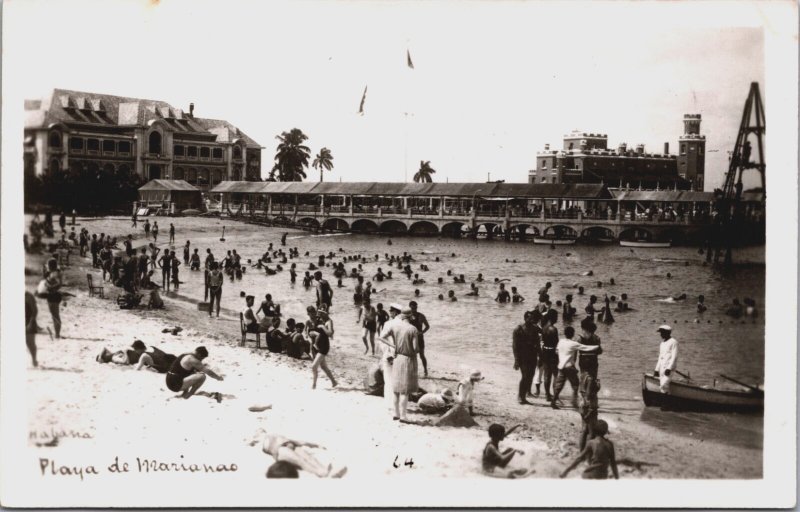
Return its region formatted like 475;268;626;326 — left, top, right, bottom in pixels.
250;429;347;478
165;346;223;399
482;423;527;478
97;340;176;373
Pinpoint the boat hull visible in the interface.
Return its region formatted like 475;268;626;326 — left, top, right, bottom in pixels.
621;240;671;248
641;374;763;413
533;237;576;245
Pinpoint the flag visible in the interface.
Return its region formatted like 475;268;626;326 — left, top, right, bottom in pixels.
406;49;414;69
357;85;368;115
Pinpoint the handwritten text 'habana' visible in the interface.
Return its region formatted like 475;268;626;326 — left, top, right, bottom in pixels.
39;456;238;480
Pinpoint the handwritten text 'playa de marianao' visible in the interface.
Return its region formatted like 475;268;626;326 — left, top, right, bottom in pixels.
39;456;238;480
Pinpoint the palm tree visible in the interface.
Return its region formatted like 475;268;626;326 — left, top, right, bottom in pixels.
413;160;436;183
271;128;310;181
312;147;334;182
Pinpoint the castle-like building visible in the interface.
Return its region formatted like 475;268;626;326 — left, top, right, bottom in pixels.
529;114;706;191
24;89;262;191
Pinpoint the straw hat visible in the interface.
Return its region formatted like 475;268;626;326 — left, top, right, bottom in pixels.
469;370;484;381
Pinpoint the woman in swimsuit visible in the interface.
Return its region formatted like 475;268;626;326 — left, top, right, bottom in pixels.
357;298;378;355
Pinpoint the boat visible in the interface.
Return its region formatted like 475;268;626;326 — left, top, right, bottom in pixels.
621;240;671;248
641;373;763;413
533;236;576;245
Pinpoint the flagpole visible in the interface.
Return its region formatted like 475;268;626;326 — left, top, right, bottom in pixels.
404;112;408;183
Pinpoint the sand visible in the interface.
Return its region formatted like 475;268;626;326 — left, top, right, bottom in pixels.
22;215;761;485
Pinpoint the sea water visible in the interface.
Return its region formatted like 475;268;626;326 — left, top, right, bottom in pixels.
165;223;765;450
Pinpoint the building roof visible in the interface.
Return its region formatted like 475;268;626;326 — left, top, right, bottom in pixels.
610;190;714;202
209;181;612;199
138;179;200;192
25;89;260;147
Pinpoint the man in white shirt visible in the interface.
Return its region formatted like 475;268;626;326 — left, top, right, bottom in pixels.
654;325;678;393
551;326;601;409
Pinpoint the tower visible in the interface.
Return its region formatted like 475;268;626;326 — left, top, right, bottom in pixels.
677;114;706;190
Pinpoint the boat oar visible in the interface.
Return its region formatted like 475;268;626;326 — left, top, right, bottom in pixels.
220;226;226;242
719;373;761;393
673;369;691;381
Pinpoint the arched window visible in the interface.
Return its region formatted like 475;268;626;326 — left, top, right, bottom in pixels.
49;131;62;148
173;167;185;180
233;146;242;159
212;170;222;184
49;159;60;173
187;168;197;183
148;131;162;155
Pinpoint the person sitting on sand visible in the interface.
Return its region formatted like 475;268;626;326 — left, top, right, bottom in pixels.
165;346;224;399
265;317;289;353
251;429;347;478
560;419;618;479
482;423;526;478
417;388;455;414
288;323;311;359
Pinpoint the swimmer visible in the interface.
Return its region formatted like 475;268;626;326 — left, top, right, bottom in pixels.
447;290;457;302
466;283;479;297
437;277;444;284
581;270;594;277
610;278;616;285
414;289;420;297
511;287;525;303
476;273;484;282
578;286;585;295
438;294;444;301
697;295;707;314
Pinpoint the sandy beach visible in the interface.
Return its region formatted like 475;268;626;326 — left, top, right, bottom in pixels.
23;215;762;482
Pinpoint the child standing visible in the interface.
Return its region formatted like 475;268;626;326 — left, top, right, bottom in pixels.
578;373;600;450
457;370;484;416
560;419;619;479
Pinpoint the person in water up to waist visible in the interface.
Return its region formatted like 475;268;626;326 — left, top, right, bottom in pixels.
654;325;678;393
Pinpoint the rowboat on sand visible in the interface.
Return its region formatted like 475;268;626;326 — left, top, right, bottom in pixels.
641;373;763;413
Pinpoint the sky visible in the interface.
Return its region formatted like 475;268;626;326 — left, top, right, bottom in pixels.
6;0;767;190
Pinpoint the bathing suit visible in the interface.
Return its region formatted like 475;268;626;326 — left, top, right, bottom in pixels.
166;353;195;392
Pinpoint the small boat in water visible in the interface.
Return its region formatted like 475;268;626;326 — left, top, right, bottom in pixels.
533;236;576;245
621;240;671;248
641;373;763;413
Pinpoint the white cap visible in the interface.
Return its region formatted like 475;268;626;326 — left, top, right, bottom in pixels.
657;324;672;332
389;303;403;312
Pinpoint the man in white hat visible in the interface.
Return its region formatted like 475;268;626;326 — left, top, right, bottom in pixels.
654;325;678;393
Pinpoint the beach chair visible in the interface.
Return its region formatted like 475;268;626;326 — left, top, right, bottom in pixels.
239;312;261;348
87;273;104;298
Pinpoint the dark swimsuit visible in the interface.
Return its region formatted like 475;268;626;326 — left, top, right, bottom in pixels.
166;353;195;392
